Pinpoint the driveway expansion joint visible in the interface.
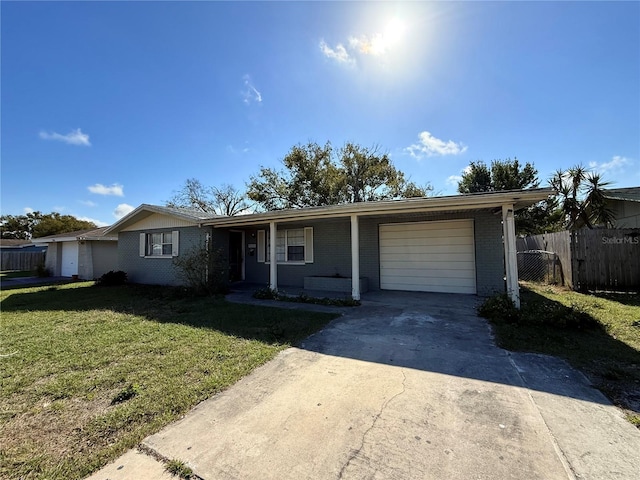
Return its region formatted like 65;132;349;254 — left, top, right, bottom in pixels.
506;354;578;480
137;443;204;480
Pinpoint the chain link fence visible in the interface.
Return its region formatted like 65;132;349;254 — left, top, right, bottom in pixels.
517;250;563;285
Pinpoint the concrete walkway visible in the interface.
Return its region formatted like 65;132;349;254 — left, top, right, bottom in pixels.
88;291;640;480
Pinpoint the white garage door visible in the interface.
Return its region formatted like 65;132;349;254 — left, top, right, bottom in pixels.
379;219;476;294
61;241;79;277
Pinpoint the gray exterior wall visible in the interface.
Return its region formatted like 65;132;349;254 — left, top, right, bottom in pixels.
240;210;505;296
609;199;640;228
242;219;352;290
118;226;218;286
44;242;62;276
91;241;118;279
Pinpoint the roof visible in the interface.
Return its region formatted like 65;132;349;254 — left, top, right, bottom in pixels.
32;227;117;243
204;188;554;227
104;204;221;234
603;187;640;203
106;189;552;232
0;238;36;248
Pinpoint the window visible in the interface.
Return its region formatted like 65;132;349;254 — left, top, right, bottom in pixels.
139;231;179;257
258;227;313;264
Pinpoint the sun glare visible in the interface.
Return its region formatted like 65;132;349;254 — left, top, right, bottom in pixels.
350;17;406;57
384;18;406;46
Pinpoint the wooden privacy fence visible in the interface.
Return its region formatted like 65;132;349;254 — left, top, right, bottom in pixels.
1;252;46;272
518;228;640;292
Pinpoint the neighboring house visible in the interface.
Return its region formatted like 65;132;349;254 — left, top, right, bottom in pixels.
603;187;640;228
0;238;47;271
0;238;47;253
106;189;552;307
32;227;118;279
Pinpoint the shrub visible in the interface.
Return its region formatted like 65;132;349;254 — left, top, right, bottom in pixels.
253;287;360;307
173;245;227;295
36;263;50;278
477;293;520;322
479;291;602;331
253;286;279;300
96;270;128;286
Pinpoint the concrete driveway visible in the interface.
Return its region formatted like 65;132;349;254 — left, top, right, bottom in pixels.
90;291;640;480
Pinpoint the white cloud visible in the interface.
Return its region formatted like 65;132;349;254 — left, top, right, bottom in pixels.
80;200;97;207
39;128;91;146
23;207;34;214
589;155;631;174
405;131;468;159
446;166;472;187
319;40;354;65
320;19;406;66
226;144;250;155
113;203;134;220
88;183;124;196
78;216;109;227
242;75;262;104
446;175;463;186
349;34;387;56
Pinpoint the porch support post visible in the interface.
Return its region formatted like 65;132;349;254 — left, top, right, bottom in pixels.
350;214;360;301
502;204;520;308
269;221;277;292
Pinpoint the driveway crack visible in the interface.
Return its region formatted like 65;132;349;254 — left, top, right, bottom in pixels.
337;369;407;479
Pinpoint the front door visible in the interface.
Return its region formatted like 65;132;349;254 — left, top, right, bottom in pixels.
229;231;243;282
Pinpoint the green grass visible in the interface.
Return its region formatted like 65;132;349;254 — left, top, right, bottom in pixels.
0;283;337;479
165;459;193;479
482;282;640;426
0;270;36;278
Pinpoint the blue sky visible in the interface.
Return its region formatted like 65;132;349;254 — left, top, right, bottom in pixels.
2;1;638;227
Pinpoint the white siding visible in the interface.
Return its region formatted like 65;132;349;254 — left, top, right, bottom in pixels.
379;219;476;294
122;213;196;231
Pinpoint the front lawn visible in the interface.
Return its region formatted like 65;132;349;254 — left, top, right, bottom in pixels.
482;283;640;427
0;270;37;278
0;283;337;479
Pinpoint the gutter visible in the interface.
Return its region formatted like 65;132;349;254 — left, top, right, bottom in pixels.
205;189;553;228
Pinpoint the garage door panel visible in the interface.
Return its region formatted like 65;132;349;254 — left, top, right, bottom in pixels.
381;280;475;292
380;221;470;233
381;229;473;240
380;236;474;247
382;265;476;275
380;245;473;256
379;220;476;294
381;276;476;288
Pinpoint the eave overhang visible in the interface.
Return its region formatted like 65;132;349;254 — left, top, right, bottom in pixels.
204;188;552;228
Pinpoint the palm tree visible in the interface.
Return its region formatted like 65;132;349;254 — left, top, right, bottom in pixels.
550;165;615;230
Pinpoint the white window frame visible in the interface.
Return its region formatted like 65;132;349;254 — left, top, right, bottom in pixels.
257;227;313;265
139;231;179;258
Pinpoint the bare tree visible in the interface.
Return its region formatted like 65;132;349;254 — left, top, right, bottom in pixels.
167;179;251;216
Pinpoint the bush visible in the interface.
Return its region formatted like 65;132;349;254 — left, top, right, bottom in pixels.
479;291;602;331
173;245;227;295
36;263;50;278
253;286;279;300
477;293;520;322
96;270;127;286
252;287;360;307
